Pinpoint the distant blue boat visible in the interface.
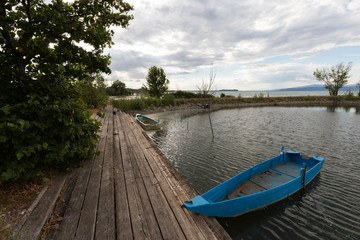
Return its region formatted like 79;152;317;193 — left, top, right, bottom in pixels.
183;148;324;217
135;114;160;131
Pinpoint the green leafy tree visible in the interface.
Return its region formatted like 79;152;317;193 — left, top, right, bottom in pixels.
0;0;133;183
143;66;169;98
313;62;352;96
357;81;360;97
76;74;109;108
106;80;130;96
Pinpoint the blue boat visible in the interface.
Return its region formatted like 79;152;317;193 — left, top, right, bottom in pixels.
183;147;324;217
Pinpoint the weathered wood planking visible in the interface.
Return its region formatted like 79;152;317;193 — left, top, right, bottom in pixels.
54;115;106;239
118;112;187;240
121;112;231;240
48;106;231;240
75;109;110;239
113;116;133;240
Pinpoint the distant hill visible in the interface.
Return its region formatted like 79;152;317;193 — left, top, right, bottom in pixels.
276;84;358;91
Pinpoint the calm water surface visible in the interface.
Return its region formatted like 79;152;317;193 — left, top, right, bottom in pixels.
147;106;360;240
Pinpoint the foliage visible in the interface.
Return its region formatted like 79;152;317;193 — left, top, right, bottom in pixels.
313;62;352;96
0;0;133;183
162;94;175;106
76;75;108;108
112;95;175;112
196;93;215;98
143;66;169;98
106;80;131;96
344;91;357;101
357;81;360;97
171;91;198;98
220;93;226;98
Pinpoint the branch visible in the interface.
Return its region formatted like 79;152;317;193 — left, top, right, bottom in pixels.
22;0;31;23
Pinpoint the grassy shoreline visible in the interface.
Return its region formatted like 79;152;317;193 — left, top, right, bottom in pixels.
112;95;360;115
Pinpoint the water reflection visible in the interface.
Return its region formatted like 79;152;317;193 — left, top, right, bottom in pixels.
147;106;360;239
325;106;360;113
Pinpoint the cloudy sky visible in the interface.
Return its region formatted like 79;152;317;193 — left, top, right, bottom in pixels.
104;0;360;90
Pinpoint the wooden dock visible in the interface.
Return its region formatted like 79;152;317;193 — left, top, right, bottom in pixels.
16;106;231;239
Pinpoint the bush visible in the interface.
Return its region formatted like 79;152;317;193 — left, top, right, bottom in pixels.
345;91;357;101
171;91;198;98
112;99;145;111
0;84;101;183
220;93;226;98
162;94;175;106
76;76;108;108
112;95;176;112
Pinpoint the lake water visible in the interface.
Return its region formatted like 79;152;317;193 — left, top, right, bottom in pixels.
147;106;360;239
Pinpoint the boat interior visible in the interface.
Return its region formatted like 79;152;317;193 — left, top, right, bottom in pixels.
225;161;304;200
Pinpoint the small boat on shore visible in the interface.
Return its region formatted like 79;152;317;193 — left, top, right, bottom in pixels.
135;114;160;131
183;147;324;217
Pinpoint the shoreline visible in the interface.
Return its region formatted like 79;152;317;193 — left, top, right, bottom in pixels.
127;96;360;115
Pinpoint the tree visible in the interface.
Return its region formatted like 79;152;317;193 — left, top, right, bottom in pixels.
0;0;133;182
76;74;109;108
313;62;352;96
357;81;360;97
143;66;169;98
106;80;130;96
197;67;216;96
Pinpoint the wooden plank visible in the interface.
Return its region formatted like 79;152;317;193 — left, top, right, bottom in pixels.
54;159;94;239
16;173;67;239
273;162;302;177
54;110;107;239
251;169;294;189
113;116;133;240
120;113;208;240
118;113;163;239
75;107;110;240
124;114;231;240
95;109;115;239
118;113;186;240
117;113;151;239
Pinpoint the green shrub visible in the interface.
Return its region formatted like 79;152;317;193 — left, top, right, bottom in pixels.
220;93;226;98
76;76;108;108
162;94;175;106
0;86;101;183
345;91;356;100
112;99;145;111
172;91;198;98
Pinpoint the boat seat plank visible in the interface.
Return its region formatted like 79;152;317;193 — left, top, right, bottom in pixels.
270;168;297;178
272;162;302;177
251;169;295;190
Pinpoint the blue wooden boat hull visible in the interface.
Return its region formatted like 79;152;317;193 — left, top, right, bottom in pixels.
183;149;324;217
135;114;160;131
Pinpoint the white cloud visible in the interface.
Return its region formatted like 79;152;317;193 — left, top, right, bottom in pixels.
104;0;360;90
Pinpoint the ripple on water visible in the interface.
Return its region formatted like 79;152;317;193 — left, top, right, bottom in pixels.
148;106;360;239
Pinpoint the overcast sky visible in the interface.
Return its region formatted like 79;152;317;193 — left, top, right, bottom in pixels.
104;0;360;90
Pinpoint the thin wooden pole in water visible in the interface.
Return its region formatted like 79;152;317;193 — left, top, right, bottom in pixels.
208;112;214;139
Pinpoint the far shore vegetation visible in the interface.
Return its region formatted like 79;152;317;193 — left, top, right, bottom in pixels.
111;92;360;113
